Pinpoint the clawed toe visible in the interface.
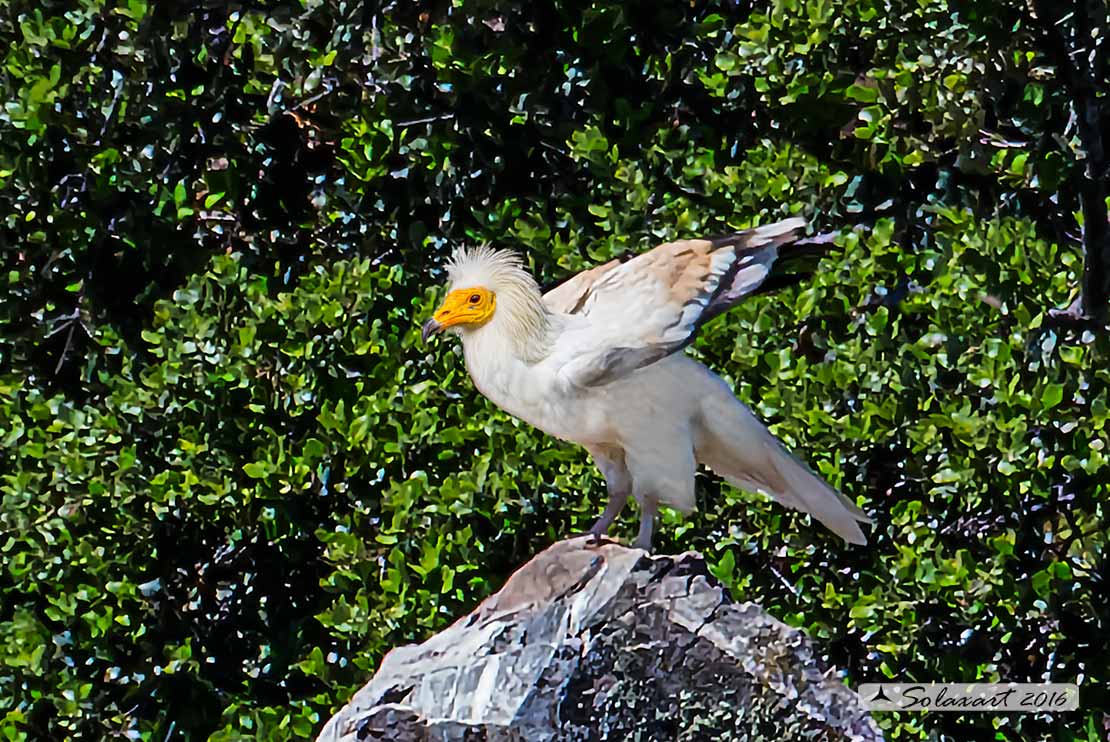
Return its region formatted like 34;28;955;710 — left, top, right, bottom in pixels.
583;529;611;548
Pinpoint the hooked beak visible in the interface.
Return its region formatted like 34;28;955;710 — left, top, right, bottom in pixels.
421;317;443;343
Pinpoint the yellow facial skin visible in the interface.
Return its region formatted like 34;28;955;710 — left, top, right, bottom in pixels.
422;287;496;340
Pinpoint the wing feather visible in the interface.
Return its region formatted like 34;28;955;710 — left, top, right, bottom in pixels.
541;259;622;314
547;217;822;387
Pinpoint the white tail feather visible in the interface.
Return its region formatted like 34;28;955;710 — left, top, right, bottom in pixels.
695;398;870;545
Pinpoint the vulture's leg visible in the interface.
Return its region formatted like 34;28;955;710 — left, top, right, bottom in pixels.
585;446;632;543
589;487;629;540
634;499;657;552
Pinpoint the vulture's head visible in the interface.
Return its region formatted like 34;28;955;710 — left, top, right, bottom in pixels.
421;246;545;343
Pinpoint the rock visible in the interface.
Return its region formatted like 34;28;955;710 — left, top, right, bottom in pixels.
316;537;882;741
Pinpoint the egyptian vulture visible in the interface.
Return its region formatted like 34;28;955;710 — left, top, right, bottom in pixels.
422;217;871;551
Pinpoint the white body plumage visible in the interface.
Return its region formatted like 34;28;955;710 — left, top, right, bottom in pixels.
425;220;871;550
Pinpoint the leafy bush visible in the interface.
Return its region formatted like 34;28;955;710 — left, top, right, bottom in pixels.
2;1;1106;740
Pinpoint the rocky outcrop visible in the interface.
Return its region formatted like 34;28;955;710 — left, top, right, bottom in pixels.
317;536;881;741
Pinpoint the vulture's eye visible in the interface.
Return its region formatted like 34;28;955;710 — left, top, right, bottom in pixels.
469;294;482;304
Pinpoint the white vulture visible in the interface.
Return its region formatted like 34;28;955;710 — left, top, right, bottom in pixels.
421;217;871;551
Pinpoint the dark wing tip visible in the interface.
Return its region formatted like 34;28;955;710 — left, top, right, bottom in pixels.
706;216;809;251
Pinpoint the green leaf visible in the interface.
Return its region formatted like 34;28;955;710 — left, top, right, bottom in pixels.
1041;383;1064;410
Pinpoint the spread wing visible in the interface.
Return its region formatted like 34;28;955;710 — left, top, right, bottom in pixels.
543;217;827;387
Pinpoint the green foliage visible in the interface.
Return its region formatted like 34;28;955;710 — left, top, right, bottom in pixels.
1;1;1107;740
